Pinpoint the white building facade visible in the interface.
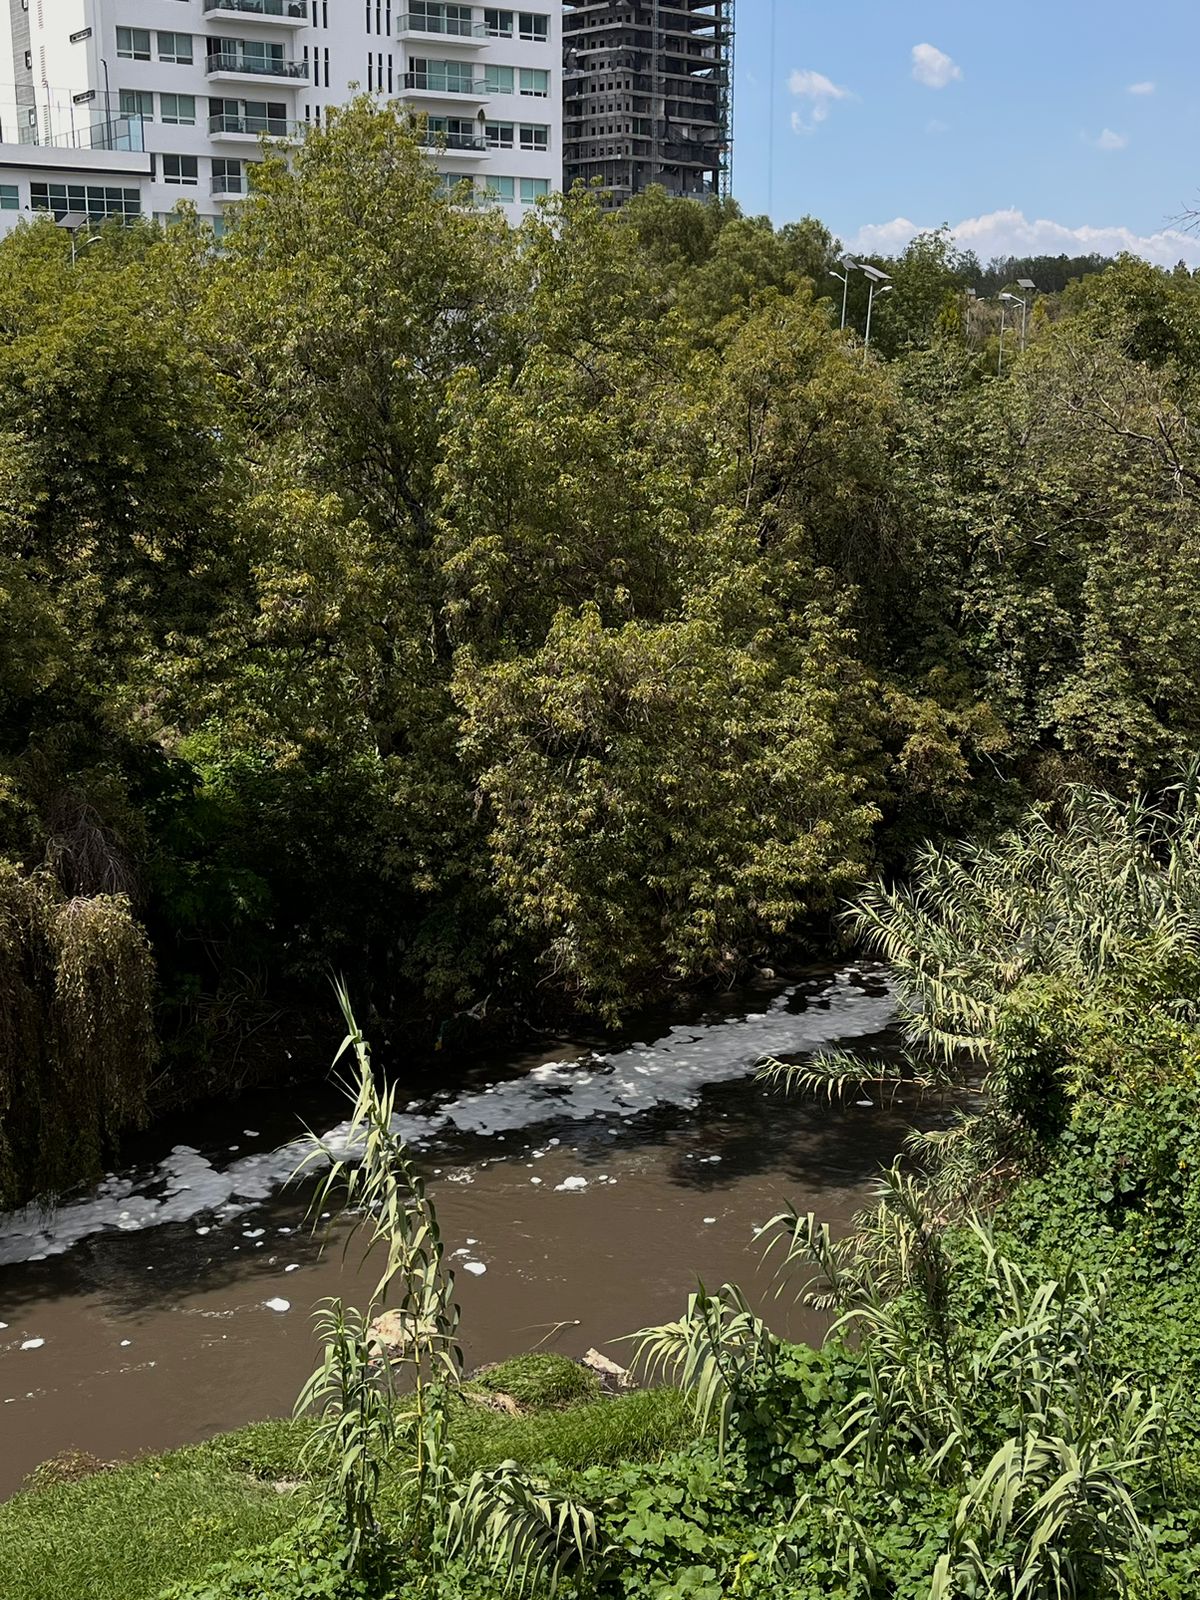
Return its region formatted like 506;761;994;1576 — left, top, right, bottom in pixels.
0;0;560;234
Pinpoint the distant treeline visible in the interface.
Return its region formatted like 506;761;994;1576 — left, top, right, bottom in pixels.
973;252;1117;294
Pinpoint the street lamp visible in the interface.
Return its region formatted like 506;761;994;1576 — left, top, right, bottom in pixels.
1000;279;1037;363
965;286;977;340
830;253;858;331
54;210;91;264
860;263;891;366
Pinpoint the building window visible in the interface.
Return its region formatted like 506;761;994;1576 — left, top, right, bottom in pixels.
519;176;549;202
484;120;513;148
482;8;513;36
0;184;18;210
411;57;481;93
482;63;514;94
160;93;196;125
210;97;289;134
157;31;194;65
162;154;199;186
519;122;548;151
119;89;154;121
483;174;515;203
116;27;151;61
408;1;474;34
424;116;479;148
519;68;549;97
211;157;244;196
30;181;141;221
518;11;547;41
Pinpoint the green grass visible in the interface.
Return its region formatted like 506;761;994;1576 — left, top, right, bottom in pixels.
471;1352;602;1409
0;1390;691;1600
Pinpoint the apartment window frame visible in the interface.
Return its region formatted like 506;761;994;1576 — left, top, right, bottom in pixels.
518;121;548;151
484;119;514;148
118;89;154;122
482;63;514;94
162;153;199;186
517;11;548;41
482;7;513;36
519;67;549;97
0;183;18;210
30;181;141;221
157;31;194;66
160;93;197;126
519;176;549;202
116;27;151;61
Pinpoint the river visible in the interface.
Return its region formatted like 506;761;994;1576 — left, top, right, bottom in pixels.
0;964;936;1499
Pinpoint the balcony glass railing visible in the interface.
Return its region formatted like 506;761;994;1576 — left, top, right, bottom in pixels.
206;51;308;78
209;112;297;136
418;129;487;150
403;70;486;94
203;0;308;17
211;173;247;195
396;12;489;37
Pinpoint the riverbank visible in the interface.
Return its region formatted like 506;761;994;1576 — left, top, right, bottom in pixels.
0;1369;690;1600
0;968;912;1494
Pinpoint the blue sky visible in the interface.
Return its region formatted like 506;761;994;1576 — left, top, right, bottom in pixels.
733;0;1200;266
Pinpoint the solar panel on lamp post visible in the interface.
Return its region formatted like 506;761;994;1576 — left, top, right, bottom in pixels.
54;210;90;265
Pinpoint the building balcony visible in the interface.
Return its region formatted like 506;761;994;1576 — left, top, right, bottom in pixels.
211;172;249;197
395;13;490;45
209;112;300;139
417;131;489;156
203;0;309;22
205;51;308;85
401;72;488;101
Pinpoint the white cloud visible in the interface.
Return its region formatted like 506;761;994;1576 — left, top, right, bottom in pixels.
788;68;853;133
1127;81;1156;95
846;208;1200;270
911;43;962;90
1089;127;1128;151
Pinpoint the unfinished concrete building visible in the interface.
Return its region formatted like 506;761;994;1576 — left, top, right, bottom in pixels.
562;0;732;207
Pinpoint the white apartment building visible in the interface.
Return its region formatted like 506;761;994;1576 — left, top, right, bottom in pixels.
0;0;560;235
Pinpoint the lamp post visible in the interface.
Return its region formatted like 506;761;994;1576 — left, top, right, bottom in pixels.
965;286;977;341
54;210;92;264
1016;277;1036;349
830;253;858;331
860;263;891;366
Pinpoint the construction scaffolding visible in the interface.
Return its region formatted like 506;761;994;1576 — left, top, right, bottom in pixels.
562;0;734;207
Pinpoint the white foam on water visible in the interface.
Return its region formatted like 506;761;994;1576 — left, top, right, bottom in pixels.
0;970;892;1265
263;1298;290;1313
555;1176;588;1192
20;1338;44;1350
462;1261;486;1276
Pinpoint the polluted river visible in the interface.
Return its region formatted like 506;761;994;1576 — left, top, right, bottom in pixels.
0;964;943;1499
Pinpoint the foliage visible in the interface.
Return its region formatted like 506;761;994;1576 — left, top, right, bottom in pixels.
293;989;600;1594
0;860;155;1205
2;104;1200;1203
760;772;1200;1205
474;1354;601;1411
158;1528;395;1600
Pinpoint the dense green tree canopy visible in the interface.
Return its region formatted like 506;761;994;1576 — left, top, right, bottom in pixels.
2;100;1199;1197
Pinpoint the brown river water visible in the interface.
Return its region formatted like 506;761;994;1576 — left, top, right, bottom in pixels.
0;965;942;1500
